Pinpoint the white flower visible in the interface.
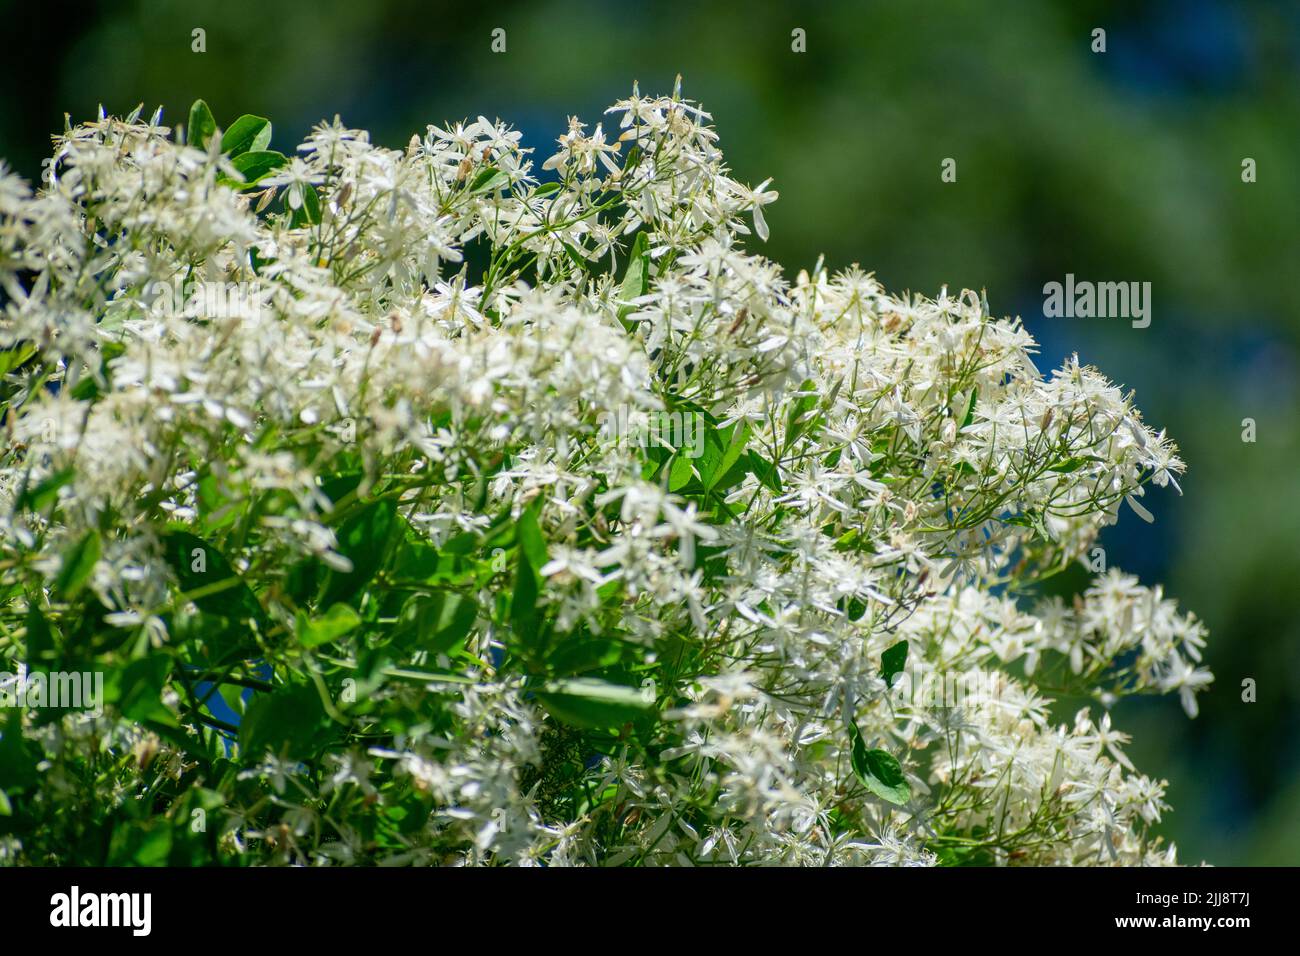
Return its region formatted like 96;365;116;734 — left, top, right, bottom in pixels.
0;84;1207;868
261;157;324;210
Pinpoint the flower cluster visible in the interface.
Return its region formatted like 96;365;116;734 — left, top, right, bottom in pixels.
0;83;1210;866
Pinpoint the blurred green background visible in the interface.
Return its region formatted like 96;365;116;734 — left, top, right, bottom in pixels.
2;0;1296;865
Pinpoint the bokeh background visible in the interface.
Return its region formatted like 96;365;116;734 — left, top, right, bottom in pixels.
2;0;1296;865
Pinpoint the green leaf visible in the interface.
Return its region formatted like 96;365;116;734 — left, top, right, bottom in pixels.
1048;455;1101;474
849;722;911;805
196;473;240;534
296;603;362;649
108;820;173;867
959;387;978;430
321;498;397;606
105;655;177;727
166;607;249;665
879;640;908;689
162;531;263;622
746;451;783;493
396;590;478;654
23;604;55;670
545;636;626;676
16;468;74;513
69;375;102;401
517;504;548;573
217;682;246;719
167;787;226;865
511;551;541;643
289;183;321;227
239;680;336;760
228;149;286;187
617;231;650;323
220;114;272;157
54;530;100;601
0;710;37;791
468;167;509;193
511;505;548;644
0;342;37;376
700;422;750;491
783;381;821;451
668;454;694;492
536;678;655;730
187;99;217;150
560;241;589;272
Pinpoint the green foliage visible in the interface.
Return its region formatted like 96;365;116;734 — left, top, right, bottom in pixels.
219;114;273;157
879;640;908;689
186;99;216;150
849;721;911;806
228;150;287;188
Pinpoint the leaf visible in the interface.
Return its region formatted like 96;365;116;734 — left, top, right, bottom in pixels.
511;505;548;643
879;640;908;689
396;591;478;654
959;387;978;430
239;680;336;760
16;468;74;513
0;342;37;376
1048;455;1101;474
296;603;361;649
196;473;240;534
516;504;548;573
468;167;509;193
105;655;177;727
710;457;751;494
401;534;482;587
700;422;750;491
783;381;821;451
746;451;783;493
321;498;397;606
0;710;37;791
848;722;911;805
668;454;694;492
545;636;626;676
23;603;55;670
441;533;480;556
187;99;217;150
107;820;173;867
162;531;264;622
54;530;100;600
289;183;321;227
166;607;251;665
220;114;272;157
535;678;655;729
228;149;286;187
511;551;541;643
560;241;589;272
69;375;103;401
617;231;650;323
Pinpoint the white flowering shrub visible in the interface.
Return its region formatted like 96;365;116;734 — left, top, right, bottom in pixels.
0;84;1212;866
